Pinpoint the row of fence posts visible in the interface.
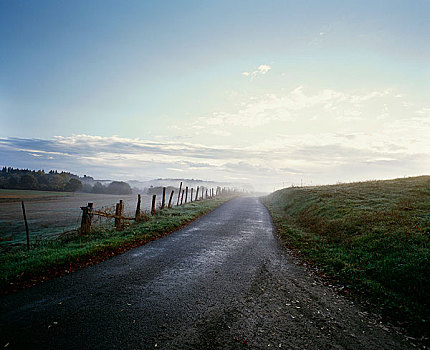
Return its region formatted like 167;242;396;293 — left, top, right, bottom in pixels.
79;182;233;235
20;183;234;249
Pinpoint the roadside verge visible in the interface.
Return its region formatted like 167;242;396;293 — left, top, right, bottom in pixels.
261;177;430;339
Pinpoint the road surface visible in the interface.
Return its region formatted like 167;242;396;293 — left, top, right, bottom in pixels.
0;197;417;349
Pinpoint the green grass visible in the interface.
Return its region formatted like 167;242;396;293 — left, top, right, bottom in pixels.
262;176;430;335
0;196;234;293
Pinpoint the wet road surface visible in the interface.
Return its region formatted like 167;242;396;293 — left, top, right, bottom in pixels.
0;197;416;349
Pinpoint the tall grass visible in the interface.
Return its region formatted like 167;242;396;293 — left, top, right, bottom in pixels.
263;176;430;336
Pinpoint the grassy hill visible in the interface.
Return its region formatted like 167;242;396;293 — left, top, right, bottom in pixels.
263;176;430;336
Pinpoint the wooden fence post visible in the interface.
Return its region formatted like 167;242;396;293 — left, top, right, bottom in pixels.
119;200;124;230
21;201;30;251
168;190;174;208
151;194;156;215
185;186;188;203
180;189;184;205
190;188;193;202
177;181;182;206
114;201;124;231
195;187;199;201
135;194;141;222
205;189;208;199
162;187;166;209
80;202;94;234
115;202;120;230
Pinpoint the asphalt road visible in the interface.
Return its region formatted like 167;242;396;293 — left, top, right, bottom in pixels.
0;197;417;349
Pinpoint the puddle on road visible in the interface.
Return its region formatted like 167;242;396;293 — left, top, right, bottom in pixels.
132;246;165;259
184;227;200;233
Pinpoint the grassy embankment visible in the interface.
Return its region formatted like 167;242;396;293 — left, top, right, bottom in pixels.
0;195;234;294
263;176;430;335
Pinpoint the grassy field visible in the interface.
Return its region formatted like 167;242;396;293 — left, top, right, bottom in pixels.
262;176;430;336
0;195;235;294
0;189;148;245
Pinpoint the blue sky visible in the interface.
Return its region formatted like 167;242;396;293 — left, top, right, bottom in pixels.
1;0;429;190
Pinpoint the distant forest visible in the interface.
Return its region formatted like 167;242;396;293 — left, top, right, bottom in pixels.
0;167;132;195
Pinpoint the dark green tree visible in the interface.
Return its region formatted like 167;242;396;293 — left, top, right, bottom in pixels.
19;174;37;189
64;178;83;192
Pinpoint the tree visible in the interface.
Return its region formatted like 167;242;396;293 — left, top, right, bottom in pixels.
49;174;68;191
106;181;132;195
7;175;19;188
64;178;83;192
20;174;37;189
92;182;106;194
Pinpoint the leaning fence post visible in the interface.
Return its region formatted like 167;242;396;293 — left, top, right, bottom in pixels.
177;181;183;206
162;187;166;209
190;188;193;202
195;187;199;201
180;189;184;205
151;194;156;215
21;201;30;251
168;190;174;208
135;194;141;222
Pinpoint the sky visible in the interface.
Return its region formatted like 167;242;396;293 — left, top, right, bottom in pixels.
1;0;429;192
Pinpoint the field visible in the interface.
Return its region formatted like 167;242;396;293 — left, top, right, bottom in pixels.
0;189;154;246
262;176;430;335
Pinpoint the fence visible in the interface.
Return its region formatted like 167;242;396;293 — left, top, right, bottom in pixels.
17;183;236;249
79;183;232;234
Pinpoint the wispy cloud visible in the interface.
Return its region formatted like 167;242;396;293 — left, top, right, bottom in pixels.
242;64;272;80
178;86;397;129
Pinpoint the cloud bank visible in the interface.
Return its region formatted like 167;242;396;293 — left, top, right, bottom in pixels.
1;86;429;192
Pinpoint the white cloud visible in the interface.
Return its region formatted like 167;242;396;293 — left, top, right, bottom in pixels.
242;64;272;80
415;107;430;115
181;86;397;129
257;64;271;74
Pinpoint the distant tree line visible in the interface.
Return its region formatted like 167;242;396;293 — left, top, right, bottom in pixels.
0;167;132;195
87;181;132;195
0;167;83;192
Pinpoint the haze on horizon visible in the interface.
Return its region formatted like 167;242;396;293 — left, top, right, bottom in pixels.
1;0;429;192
